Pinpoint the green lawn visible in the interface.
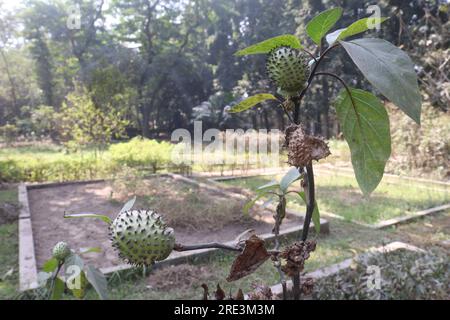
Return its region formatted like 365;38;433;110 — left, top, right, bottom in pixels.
0;189;19;300
220;171;450;225
0;189;18;204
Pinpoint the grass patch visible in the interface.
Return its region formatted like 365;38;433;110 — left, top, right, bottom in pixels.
220;172;450;225
0;222;19;299
0;187;19;300
0;189;18;205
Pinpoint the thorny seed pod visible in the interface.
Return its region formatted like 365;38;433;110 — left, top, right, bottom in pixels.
110;209;175;266
52;241;71;262
266;46;310;97
284;125;330;167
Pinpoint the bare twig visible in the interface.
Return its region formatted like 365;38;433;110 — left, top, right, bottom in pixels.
301;163;315;241
174;242;279;255
174;242;242;252
293;43;340;123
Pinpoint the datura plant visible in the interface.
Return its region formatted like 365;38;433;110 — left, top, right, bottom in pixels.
55;8;421;300
226;6;421;299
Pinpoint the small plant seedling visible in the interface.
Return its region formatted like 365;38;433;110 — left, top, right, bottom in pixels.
36;242;107;300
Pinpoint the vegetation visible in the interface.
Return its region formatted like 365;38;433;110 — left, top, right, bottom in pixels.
0;138;174;182
0;1;448;141
221;173;449;224
313;248;450;299
0;0;448;302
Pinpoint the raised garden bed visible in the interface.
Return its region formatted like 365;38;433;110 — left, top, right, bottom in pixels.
214;170;450;227
18;174;329;291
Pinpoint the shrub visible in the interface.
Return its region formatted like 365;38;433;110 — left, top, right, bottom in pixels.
59;87;129;151
388;103;450;179
109;137;173;172
312;249;449;300
0;138;177;183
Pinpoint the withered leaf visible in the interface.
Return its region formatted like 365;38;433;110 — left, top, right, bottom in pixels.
201;283;209;300
226;235;270;282
215;283;225;300
235;288;245;300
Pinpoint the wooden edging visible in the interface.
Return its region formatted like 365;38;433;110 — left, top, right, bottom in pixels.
267;241;425;299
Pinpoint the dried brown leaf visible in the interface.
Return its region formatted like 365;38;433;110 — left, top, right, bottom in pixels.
226;235;270;282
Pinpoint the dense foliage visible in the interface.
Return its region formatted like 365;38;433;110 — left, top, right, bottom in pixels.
0;138;174;182
0;0;448;140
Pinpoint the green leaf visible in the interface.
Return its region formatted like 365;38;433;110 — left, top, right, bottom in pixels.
280;167;301;193
297;192;320;234
228;94;278;113
256;180;280;193
64;254;84;275
340;38;422;124
42;258;59;273
64;212;112;224
243;193;265;215
50;277;65;300
120;196;136;214
335;17;389;42
335;88;391;195
235;34;302;56
306;7;343;45
85;265;108;300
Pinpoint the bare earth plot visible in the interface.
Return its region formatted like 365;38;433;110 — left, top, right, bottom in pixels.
27;176;301;269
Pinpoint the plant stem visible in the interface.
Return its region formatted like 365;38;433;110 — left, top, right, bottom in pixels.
273;195;287;299
289;39;328;294
315;72;358;111
293;43;340;123
301;163;315;241
292;272;301;300
174;242;280;255
47;262;63;300
291;98;304;299
174;242;242;252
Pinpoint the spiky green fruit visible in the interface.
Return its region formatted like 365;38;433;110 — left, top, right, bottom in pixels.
52;241;71;262
109;209;175;266
266;46;310;97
